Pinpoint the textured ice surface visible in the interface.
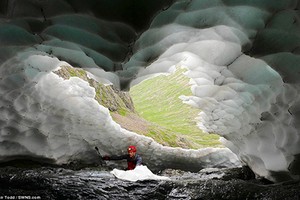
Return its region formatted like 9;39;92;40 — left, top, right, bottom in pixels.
0;51;240;171
0;0;300;182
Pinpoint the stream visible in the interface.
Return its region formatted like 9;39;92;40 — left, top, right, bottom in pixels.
0;164;299;200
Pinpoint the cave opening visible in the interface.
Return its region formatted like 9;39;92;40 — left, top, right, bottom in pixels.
110;67;222;149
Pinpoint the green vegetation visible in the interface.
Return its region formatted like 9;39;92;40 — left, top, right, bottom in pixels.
130;67;222;149
55;65;221;149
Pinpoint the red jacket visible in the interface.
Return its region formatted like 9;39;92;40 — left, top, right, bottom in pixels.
108;154;142;170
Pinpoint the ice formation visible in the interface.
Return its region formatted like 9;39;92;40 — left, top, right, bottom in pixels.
111;165;171;182
0;0;300;182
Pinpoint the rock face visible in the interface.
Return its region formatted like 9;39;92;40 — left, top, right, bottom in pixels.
54;66;135;113
0;0;300;182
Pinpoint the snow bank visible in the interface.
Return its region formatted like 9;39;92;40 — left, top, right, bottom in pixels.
111;165;170;182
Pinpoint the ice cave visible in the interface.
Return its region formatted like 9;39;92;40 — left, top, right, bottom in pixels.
0;0;300;184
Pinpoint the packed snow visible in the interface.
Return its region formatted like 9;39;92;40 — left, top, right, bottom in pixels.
111;165;171;182
0;52;240;171
0;0;300;182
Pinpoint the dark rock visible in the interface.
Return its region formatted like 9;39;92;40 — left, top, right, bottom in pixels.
0;166;299;200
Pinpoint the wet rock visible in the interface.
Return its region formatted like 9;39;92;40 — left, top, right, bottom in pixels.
0;166;299;200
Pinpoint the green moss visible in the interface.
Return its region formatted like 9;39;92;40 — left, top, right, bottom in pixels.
66;66;87;78
118;108;127;116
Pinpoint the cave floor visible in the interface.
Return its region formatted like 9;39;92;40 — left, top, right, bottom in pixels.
0;166;299;200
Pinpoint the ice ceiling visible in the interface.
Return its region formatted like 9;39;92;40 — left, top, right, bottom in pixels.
0;0;300;182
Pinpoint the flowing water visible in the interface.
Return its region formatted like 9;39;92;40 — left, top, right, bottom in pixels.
0;165;299;200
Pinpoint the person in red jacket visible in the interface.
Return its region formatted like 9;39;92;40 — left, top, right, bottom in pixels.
102;145;142;170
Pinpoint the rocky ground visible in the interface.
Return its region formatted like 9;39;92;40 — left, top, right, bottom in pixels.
0;164;299;200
